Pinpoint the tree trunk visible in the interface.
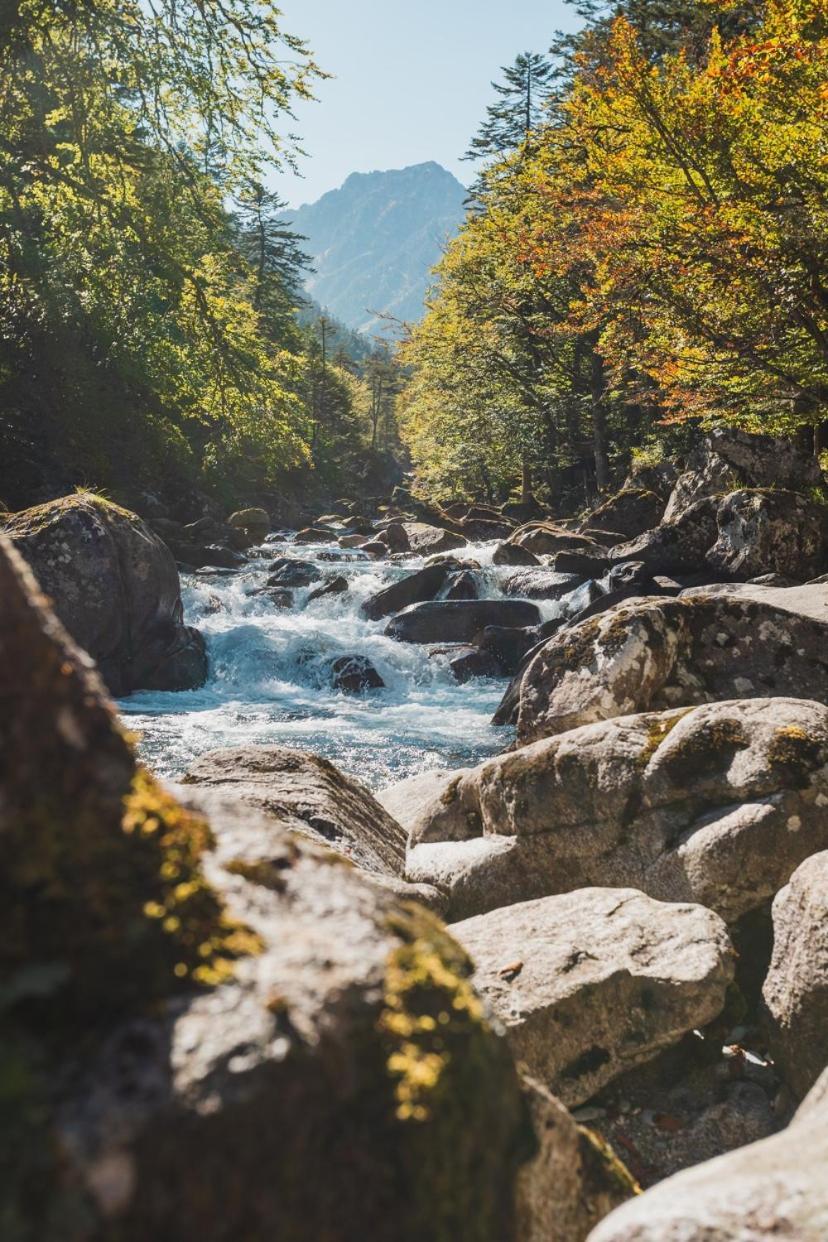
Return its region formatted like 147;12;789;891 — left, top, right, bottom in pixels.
591;351;610;494
520;455;533;503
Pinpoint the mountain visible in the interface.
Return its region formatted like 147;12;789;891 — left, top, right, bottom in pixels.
283;162;467;335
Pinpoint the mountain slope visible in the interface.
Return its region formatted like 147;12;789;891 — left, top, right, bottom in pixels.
284;162;467;334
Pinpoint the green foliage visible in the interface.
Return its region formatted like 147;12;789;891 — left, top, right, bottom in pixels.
401;0;828;506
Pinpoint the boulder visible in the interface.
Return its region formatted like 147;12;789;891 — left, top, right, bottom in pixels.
456;517;515;541
360;539;390;557
445;569;479;600
609;497;719;576
173;542;245;569
763;850;828;1099
553;549;611;577
623;457;680;500
294;525;335;543
476;624;541;676
227;506;270;546
509;522;606;557
501;497;547;523
376;520;411;552
259;586;294;609
492;541;540;567
306;575;349;604
588;1067;828;1241
664;426;823;525
501;569;583;600
329;654;385;694
584;488;665;539
386;600;541;645
449;647;502;682
452;888;734;1106
401;521;467;554
183;745;407;877
518;1078;637;1242
707;488;826;581
405;699;828;923
266;557;322;588
338;532;367;548
3;494;206;694
506;588;828;744
361;564;451;621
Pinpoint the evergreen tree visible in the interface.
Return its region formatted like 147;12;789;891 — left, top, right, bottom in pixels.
463;52;555;162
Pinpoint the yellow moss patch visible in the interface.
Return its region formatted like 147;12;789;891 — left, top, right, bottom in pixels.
380;904;486;1123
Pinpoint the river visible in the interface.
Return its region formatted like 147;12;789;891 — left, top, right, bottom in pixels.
121;534;554;791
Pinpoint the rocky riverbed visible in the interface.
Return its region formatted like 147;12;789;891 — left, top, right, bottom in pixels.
3;426;828;1240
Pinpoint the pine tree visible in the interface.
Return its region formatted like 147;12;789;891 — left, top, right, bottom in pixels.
463;52;555;162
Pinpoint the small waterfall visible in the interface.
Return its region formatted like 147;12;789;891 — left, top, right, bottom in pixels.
122;536;520;790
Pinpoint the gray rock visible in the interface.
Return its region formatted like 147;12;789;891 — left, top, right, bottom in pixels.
518;1077;636;1242
452;888;734;1106
406;699;828;923
708;488;826;581
763;850;828;1099
508;588;828;744
183;745;407;877
306;574;349;603
329;654;385;694
4;493;206;694
501;569;583;600
361;563;451;620
509;522;606;557
266;557;322;587
588;1067;828;1241
386;599;540;644
492;541;540;567
444;569;479;600
583;488;665;539
609;497;719;576
401;520;467;554
227;506;270;546
664;427;823;524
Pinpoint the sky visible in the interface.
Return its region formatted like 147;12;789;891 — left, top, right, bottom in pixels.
272;0;581;207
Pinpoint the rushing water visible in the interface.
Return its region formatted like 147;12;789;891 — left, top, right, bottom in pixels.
121;536;547;791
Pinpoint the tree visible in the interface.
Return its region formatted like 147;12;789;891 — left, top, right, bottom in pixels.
463;52;556;162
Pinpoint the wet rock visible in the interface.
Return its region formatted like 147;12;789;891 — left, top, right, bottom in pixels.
338;532;366;548
386;599;541;644
501;569;583;600
708;488;826;581
176;542;246;569
376;520;411;552
664;426;823;524
584;488;665;539
227;506;270;547
449;647;501;682
476;624;540;676
4;493;207;694
183;745;406;877
452;888;734;1107
518;1077;636;1242
492;541;540;567
361;563;451;621
406;698;828;924
259;587;294;609
401;521;467;554
329;654;385;694
507;588;828;744
266;557;322;588
763;850;828;1099
589;1067;828;1241
360;539;390;557
609;497;719;576
307;575;349;604
445;569;479;600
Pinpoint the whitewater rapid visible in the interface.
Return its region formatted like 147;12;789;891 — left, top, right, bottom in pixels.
122;537;532;790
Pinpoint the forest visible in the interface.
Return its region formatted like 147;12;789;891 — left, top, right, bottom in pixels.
2;1;825;516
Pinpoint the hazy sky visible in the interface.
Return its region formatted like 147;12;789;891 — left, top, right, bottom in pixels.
272;0;580;206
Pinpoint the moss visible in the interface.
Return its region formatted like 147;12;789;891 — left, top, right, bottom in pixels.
378;902;536;1241
766;725;822;788
637;709;693;768
577;1125;641;1200
3;491;142;538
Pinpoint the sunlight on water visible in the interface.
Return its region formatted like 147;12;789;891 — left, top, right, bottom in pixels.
121;538;526;790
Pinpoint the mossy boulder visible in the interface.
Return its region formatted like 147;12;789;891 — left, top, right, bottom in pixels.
583;487;665;540
0;535;542;1241
4;492;206;694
